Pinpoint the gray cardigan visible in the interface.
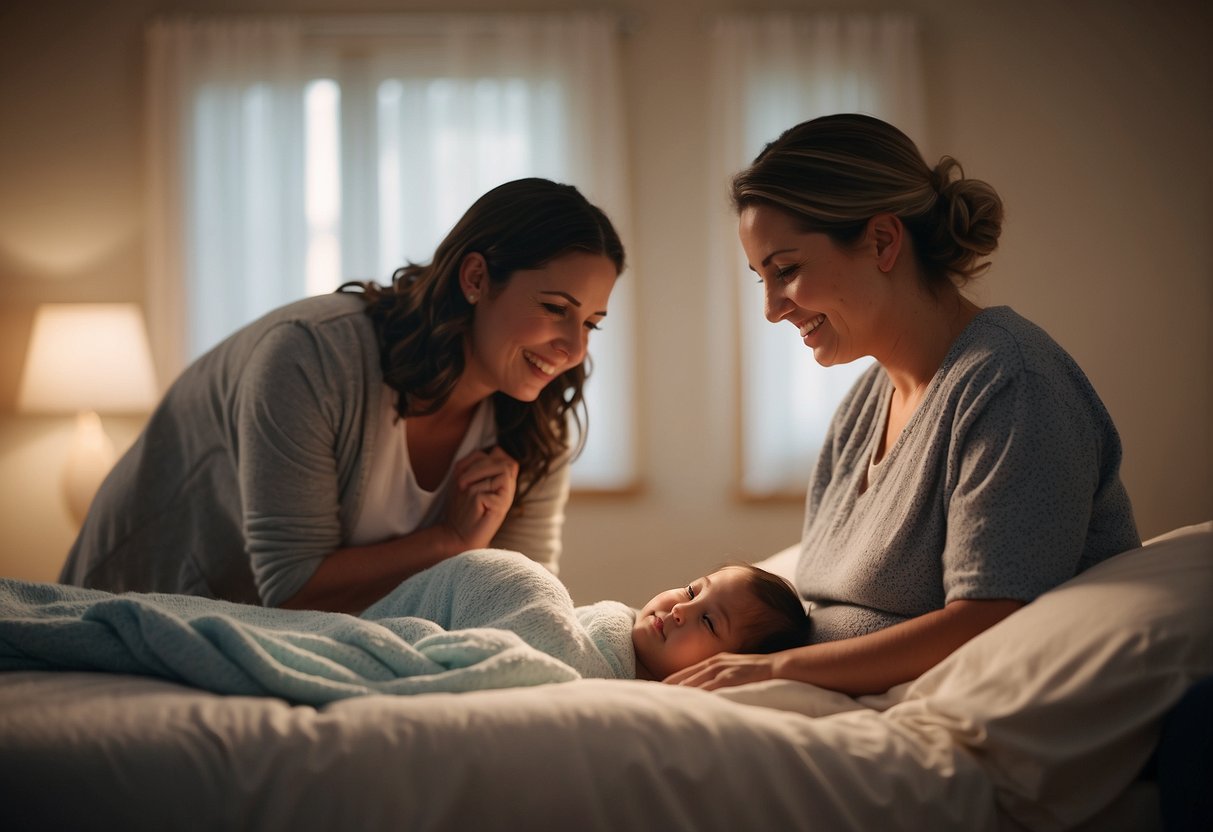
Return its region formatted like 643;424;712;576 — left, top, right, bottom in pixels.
60;294;569;606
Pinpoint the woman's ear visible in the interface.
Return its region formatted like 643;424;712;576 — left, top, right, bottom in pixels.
459;252;488;304
868;214;904;274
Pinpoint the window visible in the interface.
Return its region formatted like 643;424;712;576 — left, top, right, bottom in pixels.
708;13;927;498
146;14;636;490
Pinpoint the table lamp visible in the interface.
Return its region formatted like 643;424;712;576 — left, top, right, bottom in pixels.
17;303;159;526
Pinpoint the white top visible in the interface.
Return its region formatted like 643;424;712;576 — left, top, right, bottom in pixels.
348;386;572;576
350;388;495;547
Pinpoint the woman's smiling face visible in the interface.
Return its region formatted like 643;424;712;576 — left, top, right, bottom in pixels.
462;250;618;402
738;203;883;368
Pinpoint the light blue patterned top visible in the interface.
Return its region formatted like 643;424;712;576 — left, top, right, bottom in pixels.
795;306;1139;642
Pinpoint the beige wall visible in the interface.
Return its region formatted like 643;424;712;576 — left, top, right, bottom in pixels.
2;0;1210;607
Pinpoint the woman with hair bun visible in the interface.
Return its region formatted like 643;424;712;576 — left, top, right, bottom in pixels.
667;114;1139;694
61;178;624;614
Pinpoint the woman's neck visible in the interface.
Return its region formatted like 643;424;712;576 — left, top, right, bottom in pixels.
877;285;980;402
406;370;491;426
441;378;490;422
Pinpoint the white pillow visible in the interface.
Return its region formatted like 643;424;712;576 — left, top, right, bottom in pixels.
889;522;1213;831
753;542;799;581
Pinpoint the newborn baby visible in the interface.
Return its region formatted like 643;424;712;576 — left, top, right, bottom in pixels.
631;564;811;680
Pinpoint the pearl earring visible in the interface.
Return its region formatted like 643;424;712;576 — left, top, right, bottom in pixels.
467;292;479;304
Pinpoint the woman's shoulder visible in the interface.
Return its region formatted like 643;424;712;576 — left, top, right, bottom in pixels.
196;294;381;403
955;306;1080;373
259;293;374;334
940;306;1113;425
943;306;1094;391
242;294;377;361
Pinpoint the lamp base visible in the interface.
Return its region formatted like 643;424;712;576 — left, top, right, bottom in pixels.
62;410;117;527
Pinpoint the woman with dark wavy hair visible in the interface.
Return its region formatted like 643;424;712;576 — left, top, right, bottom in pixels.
666;114;1138;694
61;178;625;614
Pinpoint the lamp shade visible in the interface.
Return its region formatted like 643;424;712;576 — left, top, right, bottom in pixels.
17;303;159;414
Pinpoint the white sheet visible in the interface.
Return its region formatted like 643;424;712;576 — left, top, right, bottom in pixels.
2;522;1208;831
0;670;997;832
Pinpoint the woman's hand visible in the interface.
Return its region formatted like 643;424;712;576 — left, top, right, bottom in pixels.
664;599;1026;696
662;652;778;690
442;446;519;552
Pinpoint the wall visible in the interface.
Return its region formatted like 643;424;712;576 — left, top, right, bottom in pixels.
1;0;1210;607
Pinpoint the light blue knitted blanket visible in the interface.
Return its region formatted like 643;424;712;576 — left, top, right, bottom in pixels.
0;549;636;705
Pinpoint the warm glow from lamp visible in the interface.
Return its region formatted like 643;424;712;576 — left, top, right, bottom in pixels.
17;303;158;525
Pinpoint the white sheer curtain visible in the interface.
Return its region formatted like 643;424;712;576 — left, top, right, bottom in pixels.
145;18;308;384
145;13;635;490
707;13;927;498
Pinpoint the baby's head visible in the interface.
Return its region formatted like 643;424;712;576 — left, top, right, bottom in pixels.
632;564;812;681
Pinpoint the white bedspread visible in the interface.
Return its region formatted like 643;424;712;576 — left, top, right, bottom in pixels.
0;670;998;832
1;522;1208;831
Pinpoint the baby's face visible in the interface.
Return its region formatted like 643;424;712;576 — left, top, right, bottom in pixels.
632;566;756;680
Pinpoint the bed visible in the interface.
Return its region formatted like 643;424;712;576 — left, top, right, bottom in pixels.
2;522;1209;831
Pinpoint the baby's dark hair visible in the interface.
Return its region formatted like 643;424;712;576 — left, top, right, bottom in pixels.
727;564;812;654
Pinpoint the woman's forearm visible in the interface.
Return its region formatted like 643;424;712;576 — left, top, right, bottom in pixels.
278;525;465;614
772;598;1024;696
